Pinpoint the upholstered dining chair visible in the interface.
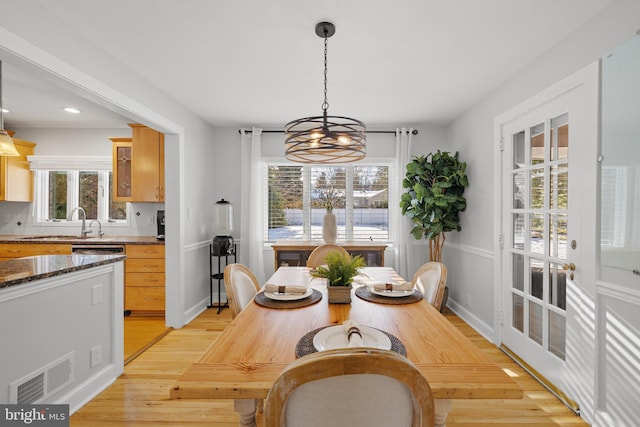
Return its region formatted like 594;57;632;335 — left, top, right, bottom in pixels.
411;262;448;312
264;347;434;427
223;263;261;318
306;244;350;268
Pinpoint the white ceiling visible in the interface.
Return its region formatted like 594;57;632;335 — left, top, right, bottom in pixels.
0;0;613;130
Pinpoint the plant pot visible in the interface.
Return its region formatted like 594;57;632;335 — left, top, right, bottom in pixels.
322;212;337;244
327;284;352;304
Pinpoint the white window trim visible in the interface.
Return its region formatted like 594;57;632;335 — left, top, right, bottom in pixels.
28;155;129;225
263;156;395;243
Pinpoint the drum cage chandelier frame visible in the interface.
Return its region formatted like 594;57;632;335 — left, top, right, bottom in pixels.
284;22;366;164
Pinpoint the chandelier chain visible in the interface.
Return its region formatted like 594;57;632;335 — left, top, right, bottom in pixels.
322;29;329;113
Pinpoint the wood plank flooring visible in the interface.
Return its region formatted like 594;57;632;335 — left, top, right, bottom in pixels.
123;315;172;365
71;308;589;426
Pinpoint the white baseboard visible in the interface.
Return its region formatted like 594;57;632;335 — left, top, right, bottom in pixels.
58;364;121;415
447;298;496;344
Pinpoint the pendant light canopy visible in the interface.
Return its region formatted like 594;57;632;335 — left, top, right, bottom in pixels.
284;22;366;164
0;61;19;156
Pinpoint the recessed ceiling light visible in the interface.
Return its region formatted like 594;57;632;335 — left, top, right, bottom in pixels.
62;107;81;114
1;108;9;113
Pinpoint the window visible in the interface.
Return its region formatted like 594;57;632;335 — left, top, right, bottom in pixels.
31;156;127;224
267;164;389;242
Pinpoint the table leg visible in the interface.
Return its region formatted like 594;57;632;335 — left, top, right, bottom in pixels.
434;399;452;427
234;399;258;427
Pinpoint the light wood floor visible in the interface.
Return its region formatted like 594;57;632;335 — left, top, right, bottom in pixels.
71;308;589;426
123;315;172;365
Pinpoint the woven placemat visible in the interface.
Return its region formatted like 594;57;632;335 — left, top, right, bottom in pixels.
295;325;407;358
355;286;423;304
254;289;322;309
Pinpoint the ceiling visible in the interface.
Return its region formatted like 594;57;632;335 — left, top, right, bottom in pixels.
0;0;613;130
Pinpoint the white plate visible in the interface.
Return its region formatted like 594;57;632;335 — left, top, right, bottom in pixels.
264;288;313;301
313;325;391;351
370;287;415;298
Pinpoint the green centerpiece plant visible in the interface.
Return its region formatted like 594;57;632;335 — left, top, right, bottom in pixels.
310;251;365;303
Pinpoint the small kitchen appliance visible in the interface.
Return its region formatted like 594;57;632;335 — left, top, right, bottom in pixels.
157;210;165;240
212;199;234;255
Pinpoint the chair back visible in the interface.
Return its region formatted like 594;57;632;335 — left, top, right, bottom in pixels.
307;244;350;268
264;348;434;427
411;262;447;311
223;263;260;318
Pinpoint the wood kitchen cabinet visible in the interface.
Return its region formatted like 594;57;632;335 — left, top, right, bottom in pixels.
125;244;165;313
110;137;133;202
0;137;36;202
0;243;71;260
129;124;164;202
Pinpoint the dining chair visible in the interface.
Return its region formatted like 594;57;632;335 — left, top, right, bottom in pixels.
223;263;261;318
264;347;435;427
306;244;350;268
411;262;448;312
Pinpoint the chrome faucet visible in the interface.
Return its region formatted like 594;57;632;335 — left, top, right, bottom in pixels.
89;220;104;237
67;206;92;238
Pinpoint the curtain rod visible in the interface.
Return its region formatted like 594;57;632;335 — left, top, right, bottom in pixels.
238;129;418;135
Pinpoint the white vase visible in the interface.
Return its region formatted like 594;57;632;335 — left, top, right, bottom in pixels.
322;212;337;244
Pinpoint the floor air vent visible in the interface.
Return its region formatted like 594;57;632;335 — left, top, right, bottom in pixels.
17;373;45;404
10;352;74;404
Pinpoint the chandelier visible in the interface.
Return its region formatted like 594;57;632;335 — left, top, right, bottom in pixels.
284;22;366;164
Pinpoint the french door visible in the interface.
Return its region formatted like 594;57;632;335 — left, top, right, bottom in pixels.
499;64;598;396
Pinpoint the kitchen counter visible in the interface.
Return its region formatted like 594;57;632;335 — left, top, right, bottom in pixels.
0;254;127;289
0;235;164;245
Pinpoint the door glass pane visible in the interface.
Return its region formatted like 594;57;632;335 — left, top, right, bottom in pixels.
48;171;67;220
513;131;525;168
512;253;524;291
550;165;568;209
550;214;568;259
551;114;569;161
530;258;544;300
530;124;545;165
513;213;525;250
529;213;544;254
529;301;543;345
513;171;526;209
549;263;567;309
530;168;545;208
79;171;99;220
513;294;524;332
549;310;566;359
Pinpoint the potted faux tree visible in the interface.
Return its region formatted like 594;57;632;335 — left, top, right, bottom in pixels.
310;251;365;303
400;150;468;262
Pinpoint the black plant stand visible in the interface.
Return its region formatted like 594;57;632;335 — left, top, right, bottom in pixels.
209;243;236;313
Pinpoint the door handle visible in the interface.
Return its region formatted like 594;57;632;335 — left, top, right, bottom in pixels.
562;263;576;280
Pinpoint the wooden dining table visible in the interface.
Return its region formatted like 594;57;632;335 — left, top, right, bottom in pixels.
171;267;522;426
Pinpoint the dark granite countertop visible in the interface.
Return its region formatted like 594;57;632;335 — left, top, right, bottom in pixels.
0;254;127;289
0;235;164;245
